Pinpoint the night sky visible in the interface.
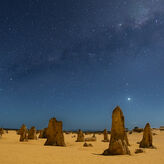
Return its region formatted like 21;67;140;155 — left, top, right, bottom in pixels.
0;0;164;130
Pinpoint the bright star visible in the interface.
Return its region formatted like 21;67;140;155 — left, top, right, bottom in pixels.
128;97;131;101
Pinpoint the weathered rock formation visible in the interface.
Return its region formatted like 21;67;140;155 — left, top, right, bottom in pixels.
139;123;154;148
76;129;85;142
19;124;28;142
44;118;65;146
39;128;47;138
102;129;109;142
28;126;37;140
0;128;4;136
103;106;130;155
85;133;97;142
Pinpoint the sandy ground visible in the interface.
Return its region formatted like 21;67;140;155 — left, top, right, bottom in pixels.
0;130;164;164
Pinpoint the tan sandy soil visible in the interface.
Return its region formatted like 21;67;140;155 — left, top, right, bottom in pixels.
0;130;164;164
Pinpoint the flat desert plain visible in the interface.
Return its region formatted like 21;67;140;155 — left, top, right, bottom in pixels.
0;130;164;164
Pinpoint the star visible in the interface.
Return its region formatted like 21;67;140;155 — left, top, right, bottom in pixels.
127;97;131;101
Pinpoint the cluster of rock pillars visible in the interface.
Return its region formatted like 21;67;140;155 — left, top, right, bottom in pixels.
16;106;155;155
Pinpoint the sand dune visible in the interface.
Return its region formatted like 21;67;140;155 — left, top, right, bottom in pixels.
0;130;164;164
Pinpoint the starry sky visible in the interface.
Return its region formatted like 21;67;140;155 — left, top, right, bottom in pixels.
0;0;164;130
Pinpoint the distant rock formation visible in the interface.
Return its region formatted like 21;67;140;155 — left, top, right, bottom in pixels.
159;126;164;131
16;129;20;135
28;126;37;140
64;131;70;134
85;133;97;142
102;129;109;142
0;128;4;136
103;106;130;155
140;123;154;148
0;128;3;138
92;133;96;138
39;128;47;138
76;129;85;142
44;118;65;146
19;124;28;142
133;127;143;133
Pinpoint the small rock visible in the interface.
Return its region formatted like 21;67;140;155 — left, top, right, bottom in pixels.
129;131;132;134
135;149;144;154
83;142;93;147
72;135;76;138
153;133;157;136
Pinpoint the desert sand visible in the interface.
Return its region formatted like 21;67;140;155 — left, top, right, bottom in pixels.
0;130;164;164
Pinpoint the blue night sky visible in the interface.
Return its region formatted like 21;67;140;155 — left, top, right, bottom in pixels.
0;0;164;130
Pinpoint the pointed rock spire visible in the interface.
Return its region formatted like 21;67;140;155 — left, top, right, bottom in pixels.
103;106;130;155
